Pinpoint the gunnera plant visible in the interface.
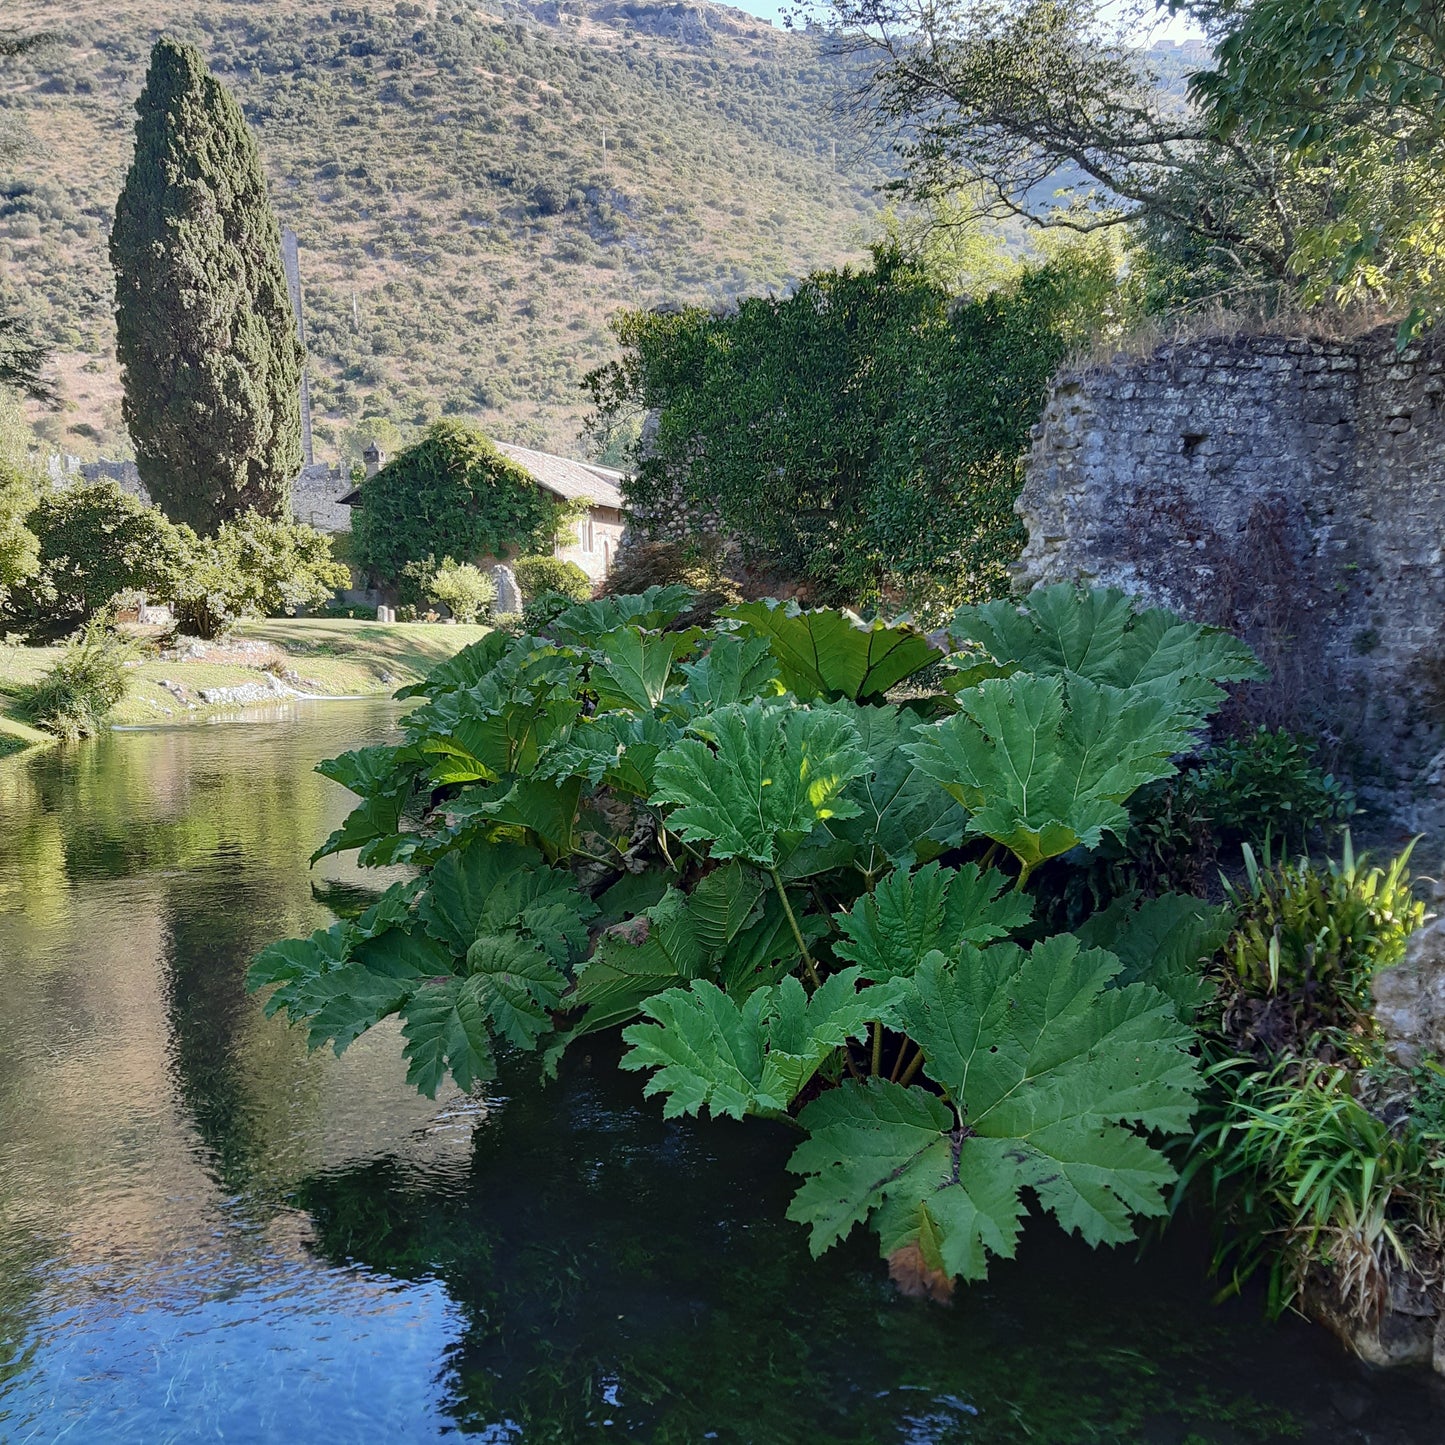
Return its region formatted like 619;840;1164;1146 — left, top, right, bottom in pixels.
249;584;1262;1296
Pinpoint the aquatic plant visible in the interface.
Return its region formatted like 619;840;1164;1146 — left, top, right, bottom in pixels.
250;584;1260;1289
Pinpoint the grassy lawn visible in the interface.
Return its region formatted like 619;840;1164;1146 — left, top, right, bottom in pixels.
0;617;489;754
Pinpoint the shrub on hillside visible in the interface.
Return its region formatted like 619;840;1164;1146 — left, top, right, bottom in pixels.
353;421;561;593
20;618;134;740
512;553;590;603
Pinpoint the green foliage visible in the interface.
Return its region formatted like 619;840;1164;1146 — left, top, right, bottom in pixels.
19;616;133;739
110;40;301;532
589;245;1116;612
512;553;592;604
1191;0;1445;328
353;422;559;595
0;459;38;612
1188;727;1355;850
170;513;349;640
16;480;182;624
788;943;1198;1282
1220;835;1427;1051
1185;1053;1445;1321
250;585;1256;1289
420;557;497;625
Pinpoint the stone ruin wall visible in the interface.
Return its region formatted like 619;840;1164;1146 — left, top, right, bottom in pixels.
1016;326;1445;839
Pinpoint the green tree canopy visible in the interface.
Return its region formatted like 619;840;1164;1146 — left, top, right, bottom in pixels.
0;459;39;613
588;244;1115;612
16;481;183;624
352;420;562;595
110;38;302;534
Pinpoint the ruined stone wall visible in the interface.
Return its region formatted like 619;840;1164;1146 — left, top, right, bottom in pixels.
1017;326;1445;835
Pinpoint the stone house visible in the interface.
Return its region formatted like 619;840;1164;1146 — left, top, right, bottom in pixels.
332;439;625;585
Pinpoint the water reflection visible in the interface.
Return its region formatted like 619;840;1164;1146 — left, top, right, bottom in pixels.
0;704;1442;1443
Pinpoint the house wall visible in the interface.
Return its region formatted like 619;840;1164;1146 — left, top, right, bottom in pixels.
557;504;626;584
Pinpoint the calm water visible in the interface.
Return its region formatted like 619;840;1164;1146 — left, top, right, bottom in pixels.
1;700;1442;1444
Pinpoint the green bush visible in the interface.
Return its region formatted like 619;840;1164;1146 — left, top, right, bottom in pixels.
17;481;183;625
249;584;1259;1296
1220;835;1427;1051
520;588;581;634
424;557;496;624
20;618;134;739
171;513;349;639
512;553;590;603
1186;1053;1445;1322
1192;728;1355;849
0;459;39;614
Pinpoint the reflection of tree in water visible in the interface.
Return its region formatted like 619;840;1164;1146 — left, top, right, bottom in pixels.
293;1051;1312;1445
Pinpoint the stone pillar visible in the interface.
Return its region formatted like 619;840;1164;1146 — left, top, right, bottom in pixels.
491;564;522;614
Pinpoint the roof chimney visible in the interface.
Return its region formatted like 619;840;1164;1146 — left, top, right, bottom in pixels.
363;441;385;477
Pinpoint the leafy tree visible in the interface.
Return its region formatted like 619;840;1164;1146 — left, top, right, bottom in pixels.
249;584;1259;1292
1188;0;1445;328
0;459;39;613
110;39;302;533
171;513;349;639
16;481;183;624
589;245;1116;612
352;421;561;591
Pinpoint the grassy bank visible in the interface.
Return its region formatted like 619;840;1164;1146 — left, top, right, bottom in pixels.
0;617;489;755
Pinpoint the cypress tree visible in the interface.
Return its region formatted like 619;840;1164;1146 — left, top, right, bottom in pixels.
111;39;301;533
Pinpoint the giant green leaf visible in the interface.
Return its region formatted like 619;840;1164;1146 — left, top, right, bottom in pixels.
546;585;697;645
907;673;1191;877
591;625;702;713
823;704;968;876
311;744;425;863
725;599;941;701
418;840;595;966
651;701;867;868
787;939;1199;1280
621;970;882;1120
947;585;1264;721
394;628;519;699
465;933;569;1049
543;712;683;798
564;887;714;1040
832;861;1031;982
1075;891;1234;1019
401;975;497;1097
673;631;781;713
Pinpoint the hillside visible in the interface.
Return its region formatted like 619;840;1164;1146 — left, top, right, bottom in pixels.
0;0;885;462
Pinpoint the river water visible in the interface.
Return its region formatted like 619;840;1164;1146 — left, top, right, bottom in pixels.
0;700;1442;1444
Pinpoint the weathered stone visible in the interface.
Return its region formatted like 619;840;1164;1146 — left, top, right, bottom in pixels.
1017;324;1445;840
1374;914;1445;1067
491;563;522;615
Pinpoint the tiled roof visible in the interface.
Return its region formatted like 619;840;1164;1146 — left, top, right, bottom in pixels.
494;441;625;509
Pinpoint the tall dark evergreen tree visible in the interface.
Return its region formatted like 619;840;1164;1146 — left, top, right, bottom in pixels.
111;39;301;533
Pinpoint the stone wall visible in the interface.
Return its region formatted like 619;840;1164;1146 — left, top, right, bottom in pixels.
1016;326;1445;836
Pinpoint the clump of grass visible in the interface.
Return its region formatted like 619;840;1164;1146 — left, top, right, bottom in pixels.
20;619;134;741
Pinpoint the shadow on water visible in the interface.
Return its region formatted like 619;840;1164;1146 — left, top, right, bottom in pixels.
0;701;1442;1442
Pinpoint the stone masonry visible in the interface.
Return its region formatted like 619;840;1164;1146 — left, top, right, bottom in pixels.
1016;326;1445;837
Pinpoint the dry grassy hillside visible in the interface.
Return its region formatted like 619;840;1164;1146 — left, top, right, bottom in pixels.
1;0;885;460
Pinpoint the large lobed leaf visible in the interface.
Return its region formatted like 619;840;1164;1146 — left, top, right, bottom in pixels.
908;672;1196;876
947;584;1265;721
651;700;868;868
621;969;885;1120
832;861;1031;982
725;600;941;702
787;939;1200;1281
